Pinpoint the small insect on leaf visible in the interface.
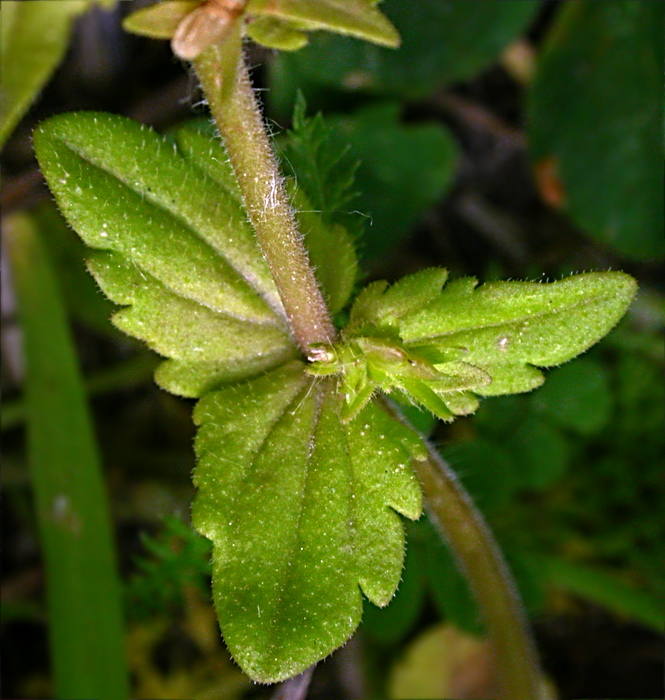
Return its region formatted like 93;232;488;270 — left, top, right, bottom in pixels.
172;0;247;60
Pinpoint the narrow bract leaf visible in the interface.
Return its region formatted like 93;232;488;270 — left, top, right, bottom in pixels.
247;0;400;48
278;96;360;221
192;363;422;682
246;16;312;51
122;0;201;39
34;112;297;397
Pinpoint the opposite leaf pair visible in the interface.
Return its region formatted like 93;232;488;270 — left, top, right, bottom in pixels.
34;110;636;682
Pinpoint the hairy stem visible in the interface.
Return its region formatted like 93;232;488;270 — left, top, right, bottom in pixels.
381;398;551;700
194;46;336;354
193;34;547;699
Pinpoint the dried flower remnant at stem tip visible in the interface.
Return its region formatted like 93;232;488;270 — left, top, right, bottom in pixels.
172;0;247;60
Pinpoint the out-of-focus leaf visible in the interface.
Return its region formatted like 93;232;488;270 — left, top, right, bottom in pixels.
192;363;422;681
531;357;613;435
4;211;128;699
124;0;399;51
533;554;665;633
246;15;310;51
388;623;495;700
328;104;457;264
510;418;570;490
529;1;664;260
122;0;199;39
269;0;539;102
442;438;518;515
0;0;115;148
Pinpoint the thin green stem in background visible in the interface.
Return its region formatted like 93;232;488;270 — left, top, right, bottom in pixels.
194;47;337;354
3;212;129;700
381;398;552;700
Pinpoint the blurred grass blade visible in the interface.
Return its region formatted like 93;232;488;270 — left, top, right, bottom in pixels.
0;0;114;148
1;351;159;433
3;212;129;700
535;554;665;633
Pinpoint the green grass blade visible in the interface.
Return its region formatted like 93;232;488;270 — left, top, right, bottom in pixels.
535;554;665;633
4;212;129;700
1;351;159;433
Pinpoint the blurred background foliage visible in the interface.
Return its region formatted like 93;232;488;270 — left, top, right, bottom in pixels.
1;0;663;698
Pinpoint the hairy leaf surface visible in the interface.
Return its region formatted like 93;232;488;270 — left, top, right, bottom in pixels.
192;362;422;682
34;110;426;681
34;112;299;397
311;268;637;420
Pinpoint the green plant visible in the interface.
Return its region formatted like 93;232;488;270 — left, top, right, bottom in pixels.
4;1;656;699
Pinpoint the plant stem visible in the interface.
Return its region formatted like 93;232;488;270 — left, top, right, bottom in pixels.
381;398;550;700
194;36;547;700
194;46;336;354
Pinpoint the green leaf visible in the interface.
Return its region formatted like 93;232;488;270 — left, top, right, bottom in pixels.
192;363;422;682
532;554;665;633
0;0;115;148
531;357;613;436
171;120;242;199
247;0;400;48
122;0;200;39
4;212;128;699
269;0;539;100
509;418;570;490
246;16;312;51
529;0;664;260
348;268;449;336
397;270;638;394
310;269;636;421
361;525;427;646
33;112;298;398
